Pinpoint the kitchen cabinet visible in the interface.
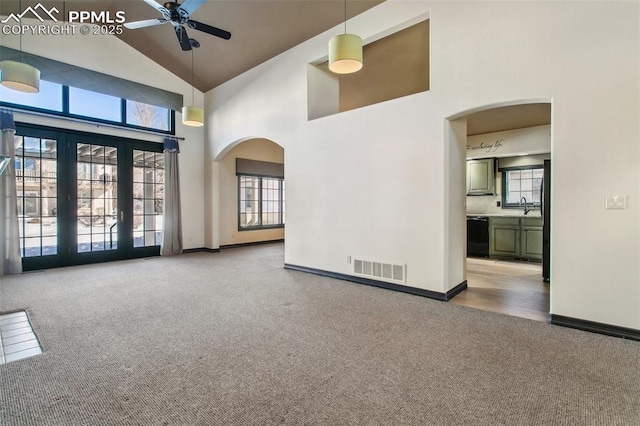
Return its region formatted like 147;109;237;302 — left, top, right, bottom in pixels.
488;216;542;261
521;217;543;261
489;217;520;258
466;158;495;195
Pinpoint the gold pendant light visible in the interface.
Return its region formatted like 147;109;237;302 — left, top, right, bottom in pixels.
328;0;363;74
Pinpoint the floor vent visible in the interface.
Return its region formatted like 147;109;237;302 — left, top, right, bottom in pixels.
353;259;406;283
0;311;42;364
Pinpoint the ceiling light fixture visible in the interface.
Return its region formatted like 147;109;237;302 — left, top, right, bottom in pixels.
328;0;363;74
182;38;204;127
0;0;41;93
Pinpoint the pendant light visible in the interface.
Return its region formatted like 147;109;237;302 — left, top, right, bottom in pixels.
0;0;41;93
328;0;363;74
182;40;204;127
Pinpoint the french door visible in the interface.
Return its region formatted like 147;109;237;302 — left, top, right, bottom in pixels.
15;124;164;271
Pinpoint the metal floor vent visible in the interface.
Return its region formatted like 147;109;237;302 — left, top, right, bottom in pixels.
0;311;42;364
353;259;406;283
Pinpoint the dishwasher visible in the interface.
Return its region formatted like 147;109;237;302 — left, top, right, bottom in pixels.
467;216;489;257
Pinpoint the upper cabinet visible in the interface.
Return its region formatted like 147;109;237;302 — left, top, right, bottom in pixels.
467;158;495;195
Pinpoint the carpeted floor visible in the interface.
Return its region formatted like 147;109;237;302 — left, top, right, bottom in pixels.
1;243;639;425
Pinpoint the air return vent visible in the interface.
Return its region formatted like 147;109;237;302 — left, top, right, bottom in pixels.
353;259;406;283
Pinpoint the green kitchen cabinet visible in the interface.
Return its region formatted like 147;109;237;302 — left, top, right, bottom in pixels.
489;217;520;258
488;216;543;261
467;158;495;195
521;217;543;261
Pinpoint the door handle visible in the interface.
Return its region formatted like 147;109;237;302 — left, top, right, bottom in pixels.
120;211;124;222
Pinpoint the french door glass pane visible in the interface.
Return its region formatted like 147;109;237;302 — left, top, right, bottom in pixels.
133;150;164;248
77;143;118;253
15;136;58;257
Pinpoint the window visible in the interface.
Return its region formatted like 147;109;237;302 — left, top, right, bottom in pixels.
0;80;63;112
126;100;170;131
239;175;285;230
502;167;543;208
1;81;174;133
69;87;122;122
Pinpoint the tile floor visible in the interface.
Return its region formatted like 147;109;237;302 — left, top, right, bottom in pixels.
0;311;42;364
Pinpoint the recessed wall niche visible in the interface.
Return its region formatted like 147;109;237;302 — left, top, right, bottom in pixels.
308;19;429;120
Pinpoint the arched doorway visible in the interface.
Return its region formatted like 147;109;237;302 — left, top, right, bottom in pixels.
215;138;285;248
445;101;552;321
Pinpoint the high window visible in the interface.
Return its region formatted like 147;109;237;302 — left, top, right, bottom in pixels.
0;82;173;134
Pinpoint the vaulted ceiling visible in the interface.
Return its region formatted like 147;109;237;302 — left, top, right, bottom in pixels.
0;0;383;92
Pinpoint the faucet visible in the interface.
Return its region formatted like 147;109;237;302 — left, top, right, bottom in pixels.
520;197;532;215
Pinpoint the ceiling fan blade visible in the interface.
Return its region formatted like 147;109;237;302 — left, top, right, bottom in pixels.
188;20;231;40
175;26;192;51
123;18;167;30
142;0;167;13
179;0;207;16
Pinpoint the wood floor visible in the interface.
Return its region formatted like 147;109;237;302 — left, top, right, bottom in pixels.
450;257;550;322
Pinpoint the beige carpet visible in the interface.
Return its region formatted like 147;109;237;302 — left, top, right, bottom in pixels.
1;243;639;425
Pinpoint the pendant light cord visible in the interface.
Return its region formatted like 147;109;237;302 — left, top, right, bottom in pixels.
344;0;347;34
191;48;195;105
19;0;23;62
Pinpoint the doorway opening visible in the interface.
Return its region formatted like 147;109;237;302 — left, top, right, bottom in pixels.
447;102;552;322
214;138;285;248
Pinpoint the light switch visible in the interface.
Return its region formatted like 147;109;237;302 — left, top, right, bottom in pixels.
605;195;627;209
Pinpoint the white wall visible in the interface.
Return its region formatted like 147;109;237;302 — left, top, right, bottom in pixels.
218;138;284;246
208;1;639;329
1;19;205;249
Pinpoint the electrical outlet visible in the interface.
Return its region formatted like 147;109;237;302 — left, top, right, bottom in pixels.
496;201;501;207
605;195;627;209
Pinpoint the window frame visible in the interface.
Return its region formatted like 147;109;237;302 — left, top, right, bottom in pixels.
501;165;544;210
0;84;175;135
237;174;285;231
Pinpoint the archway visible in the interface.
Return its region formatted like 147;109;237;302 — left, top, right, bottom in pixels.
215;138;285;248
445;100;552;321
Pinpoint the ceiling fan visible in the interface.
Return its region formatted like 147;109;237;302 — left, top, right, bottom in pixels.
123;0;231;51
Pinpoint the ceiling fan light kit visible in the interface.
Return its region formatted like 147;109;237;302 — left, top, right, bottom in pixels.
0;60;41;93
